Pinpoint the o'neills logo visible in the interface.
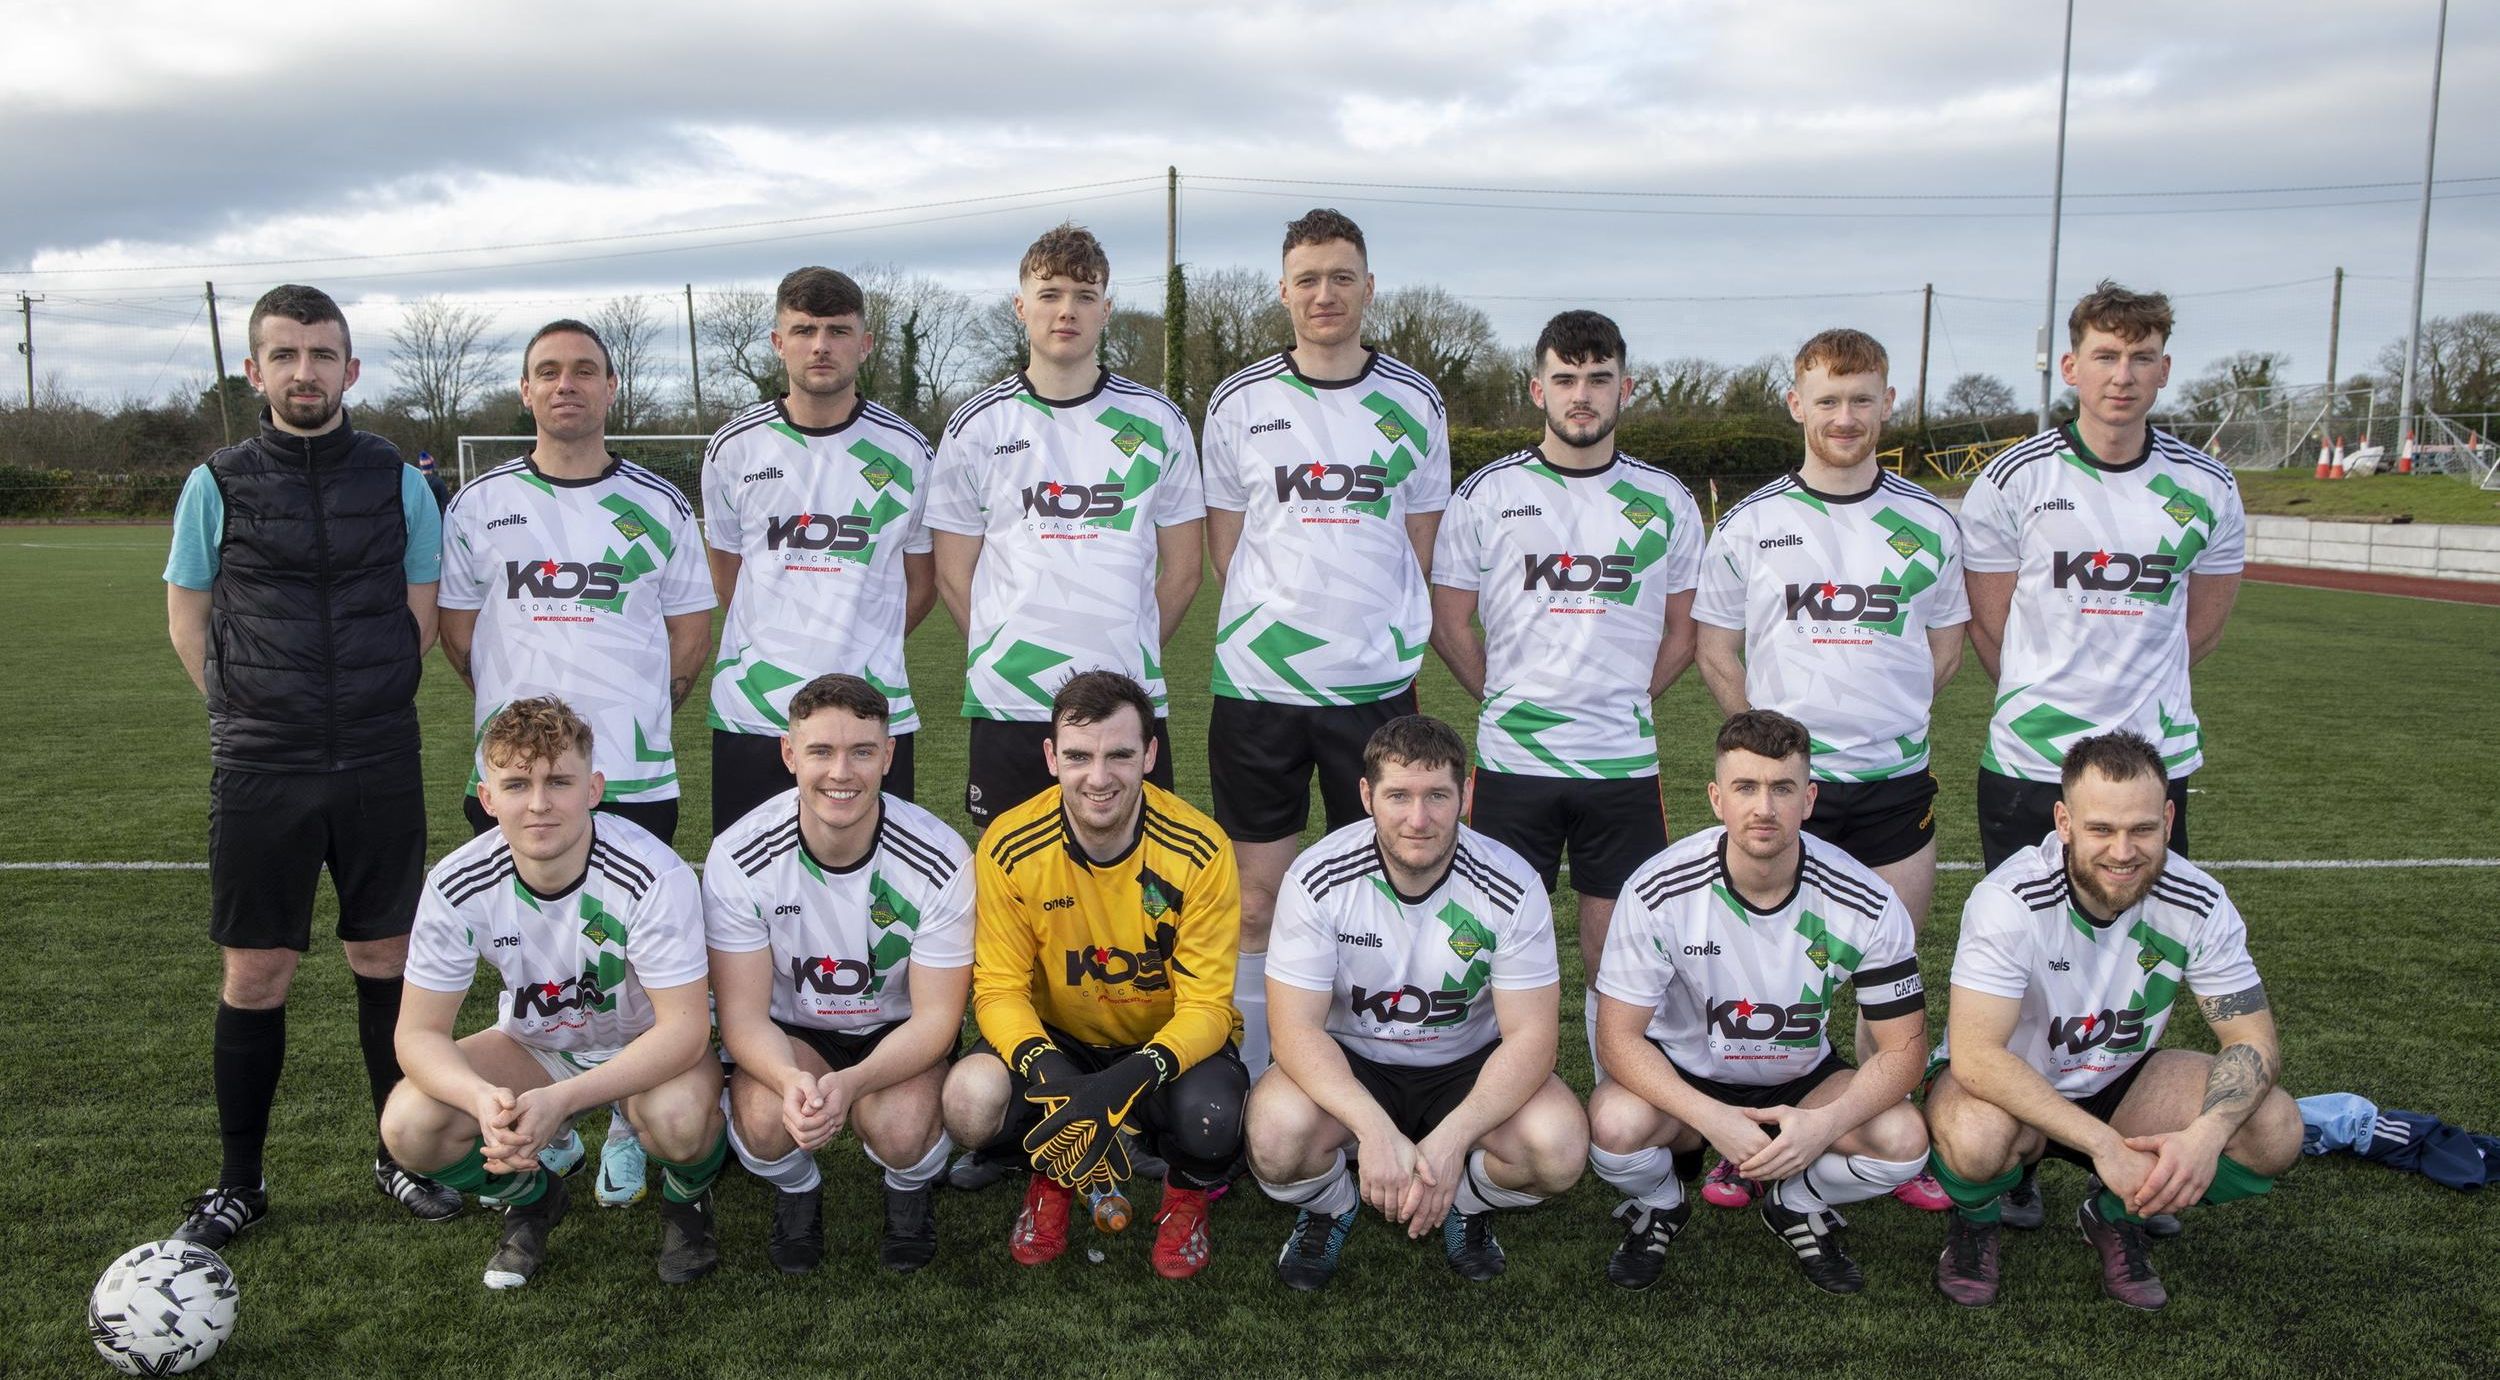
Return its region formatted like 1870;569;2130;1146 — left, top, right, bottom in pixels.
743;466;784;483
992;439;1031;456
1335;931;1383;948
1758;534;1804;550
486;513;528;530
1249;418;1293;435
1498;505;1543;519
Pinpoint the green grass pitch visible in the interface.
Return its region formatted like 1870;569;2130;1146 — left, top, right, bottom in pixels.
1;526;2494;1378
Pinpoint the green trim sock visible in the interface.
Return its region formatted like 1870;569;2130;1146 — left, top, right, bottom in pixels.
651;1130;729;1205
428;1140;547;1206
2093;1186;2142;1225
1931;1159;2022;1223
2200;1154;2276;1206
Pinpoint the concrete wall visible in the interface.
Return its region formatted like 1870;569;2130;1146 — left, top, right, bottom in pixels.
2246;514;2500;584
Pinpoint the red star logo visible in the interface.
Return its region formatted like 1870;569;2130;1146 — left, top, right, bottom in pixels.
817;957;837;975
1733;999;1756;1018
798;512;813;527
1821;581;1840;599
2091;550;2112;569
1092;947;1110;965
2079;1013;2099;1033
540;559;559;577
540;982;560;998
1557;554;1576;569
1046;482;1064;497
1308;463;1327;479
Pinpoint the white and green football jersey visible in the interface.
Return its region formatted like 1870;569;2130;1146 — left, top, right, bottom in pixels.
1693;472;1969;782
1944;834;2258;1097
1266;820;1558;1069
440;458;715;803
404;815;707;1056
1201;351;1449;705
701;398;933;738
1432;450;1703;778
925;371;1203;721
702;790;972;1034
1598;828;1924;1087
1961;426;2245;781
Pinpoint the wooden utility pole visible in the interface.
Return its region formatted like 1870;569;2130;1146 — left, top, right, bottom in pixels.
16;293;34;412
685;284;704;423
1916;282;1934;436
2325;266;2345;406
204;281;233;444
1163;166;1182;404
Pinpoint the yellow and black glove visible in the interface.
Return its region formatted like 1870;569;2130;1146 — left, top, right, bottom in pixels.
1019;1044;1177;1189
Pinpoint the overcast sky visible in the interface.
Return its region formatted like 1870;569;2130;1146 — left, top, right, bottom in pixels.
7;0;2495;409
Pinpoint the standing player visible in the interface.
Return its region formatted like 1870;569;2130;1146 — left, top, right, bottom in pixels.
1588;711;1931;1295
1961;281;2245;1228
163;284;460;1247
1691;328;1965;1213
382;698;729;1289
938;672;1247;1280
1926;732;2298;1310
704;675;970;1276
702;267;937;832
1431;310;1703;1071
1248;715;1585;1291
1201;208;1450;1077
927;223;1203;829
438;318;716;1205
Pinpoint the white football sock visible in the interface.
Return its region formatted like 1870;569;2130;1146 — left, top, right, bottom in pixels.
1234;950;1270;1078
727;1118;821;1194
1778;1152;1927;1214
866;1131;953;1192
1454;1148;1548;1215
1257;1149;1358;1217
1589;1143;1686;1211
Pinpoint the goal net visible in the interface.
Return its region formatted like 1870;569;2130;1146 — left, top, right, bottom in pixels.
453;435;714;514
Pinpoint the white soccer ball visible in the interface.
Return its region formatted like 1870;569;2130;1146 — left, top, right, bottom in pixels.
87;1240;238;1376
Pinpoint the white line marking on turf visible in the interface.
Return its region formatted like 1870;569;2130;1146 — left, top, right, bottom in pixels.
9;858;2500;873
10;542;169;550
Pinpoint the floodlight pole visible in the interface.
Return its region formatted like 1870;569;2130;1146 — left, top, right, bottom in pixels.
2037;0;2075;431
2396;0;2448;453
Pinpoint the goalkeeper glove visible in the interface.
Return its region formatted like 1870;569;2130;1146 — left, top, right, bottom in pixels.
1021;1044;1178;1188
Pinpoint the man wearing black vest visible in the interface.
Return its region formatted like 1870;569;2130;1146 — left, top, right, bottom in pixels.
163;284;463;1248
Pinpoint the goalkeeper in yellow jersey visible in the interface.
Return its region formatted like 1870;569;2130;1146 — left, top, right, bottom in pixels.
941;671;1246;1279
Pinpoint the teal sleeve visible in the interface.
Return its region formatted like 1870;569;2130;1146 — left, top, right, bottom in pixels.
163;467;223;589
401;467;444;583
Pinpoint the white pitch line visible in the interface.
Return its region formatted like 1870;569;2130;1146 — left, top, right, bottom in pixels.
6;858;2499;873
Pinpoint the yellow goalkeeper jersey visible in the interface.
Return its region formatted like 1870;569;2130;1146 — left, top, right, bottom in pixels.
972;782;1243;1070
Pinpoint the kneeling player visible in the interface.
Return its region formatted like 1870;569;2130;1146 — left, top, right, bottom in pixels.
704;675;971;1276
1589;710;1930;1295
1927;731;2298;1310
382;698;727;1289
1248;715;1586;1290
939;671;1248;1279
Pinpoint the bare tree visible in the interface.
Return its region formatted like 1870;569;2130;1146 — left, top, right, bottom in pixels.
694;287;784;415
1183;267;1289;415
965;293;1029;386
2377;311;2500;416
1941;371;2019;420
1641;356;1735;414
387;297;506;458
588;294;667;433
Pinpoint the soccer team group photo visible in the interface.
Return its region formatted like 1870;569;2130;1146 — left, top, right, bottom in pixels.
20;6;2497;1373
95;196;2346;1367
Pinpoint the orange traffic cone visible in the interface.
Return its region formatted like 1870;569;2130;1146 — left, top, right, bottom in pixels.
2397;431;2415;475
2329;438;2346;479
2315;435;2332;479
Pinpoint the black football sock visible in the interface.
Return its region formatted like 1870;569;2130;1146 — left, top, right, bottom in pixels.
214;1001;287;1189
353;972;406;1162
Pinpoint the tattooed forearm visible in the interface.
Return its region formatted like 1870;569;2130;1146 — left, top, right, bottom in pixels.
2195;982;2269;1024
2199;1042;2275;1117
671;674;695;709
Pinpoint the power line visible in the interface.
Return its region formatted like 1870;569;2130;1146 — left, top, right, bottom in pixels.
1189;183;2500;222
0;177;1165;277
14;188;1160;296
1187;172;2500;202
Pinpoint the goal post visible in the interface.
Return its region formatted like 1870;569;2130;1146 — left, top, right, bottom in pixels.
453;435;716;514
